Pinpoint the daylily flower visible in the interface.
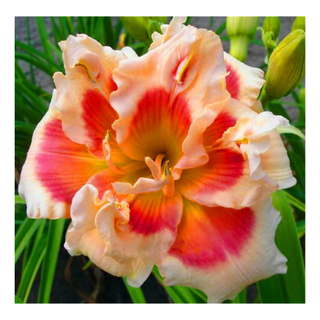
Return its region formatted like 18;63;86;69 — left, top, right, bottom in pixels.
19;17;296;303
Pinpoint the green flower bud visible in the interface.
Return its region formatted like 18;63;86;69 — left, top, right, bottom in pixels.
120;17;167;44
261;17;281;61
226;17;260;62
261;29;305;102
292;17;305;31
263;17;281;39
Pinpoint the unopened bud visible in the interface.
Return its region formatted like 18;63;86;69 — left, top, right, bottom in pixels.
226;17;260;62
261;29;305;102
261;17;281;61
120;17;167;44
292;17;305;31
263;17;281;39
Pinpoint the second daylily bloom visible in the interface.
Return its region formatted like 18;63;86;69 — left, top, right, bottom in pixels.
19;18;296;302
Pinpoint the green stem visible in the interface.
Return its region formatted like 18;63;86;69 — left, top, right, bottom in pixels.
229;36;250;62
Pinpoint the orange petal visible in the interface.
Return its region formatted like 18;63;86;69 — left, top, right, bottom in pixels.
19;103;107;219
158;197;287;303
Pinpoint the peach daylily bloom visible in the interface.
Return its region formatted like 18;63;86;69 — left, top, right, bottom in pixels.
19;18;296;303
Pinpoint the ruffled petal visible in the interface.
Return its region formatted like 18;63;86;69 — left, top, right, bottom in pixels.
86;169;122;199
150;19;264;109
150;17;187;50
18;96;107;219
111;23;229;168
53;34;135;159
175;97;256;170
158;197;287;303
65;185;152;286
177;147;276;208
260;130;297;189
217;111;296;189
65;185;183;287
224;52;265;107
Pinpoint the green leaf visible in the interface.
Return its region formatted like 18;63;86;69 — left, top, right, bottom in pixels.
50;17;63;44
15;79;48;116
288;151;305;191
215;21;226;35
103;17;115;47
58;17;69;40
257;191;305;303
284;191;305;212
35;17;54;61
257;274;286;303
231;287;247;303
152;266;206;303
277;124;305;140
15;40;62;72
296;220;305;238
17;233;47;302
82;259;93;270
15;195;25;204
266;101;292;121
122;278;146;303
26;17;35;84
185;17;192;26
114;18;123;48
15;218;43;264
15;295;24;303
15;52;55;78
38;219;66;303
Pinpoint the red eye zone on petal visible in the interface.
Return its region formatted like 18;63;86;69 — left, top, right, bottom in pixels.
36;118;106;203
203;111;238;147
128;191;183;236
169;199;255;269
81;89;119;157
226;63;240;100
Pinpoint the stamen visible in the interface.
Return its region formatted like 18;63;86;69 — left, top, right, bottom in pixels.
145;154;165;180
105;130;111;142
235;137;250;145
162;160;174;197
164;160;171;176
